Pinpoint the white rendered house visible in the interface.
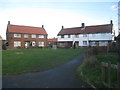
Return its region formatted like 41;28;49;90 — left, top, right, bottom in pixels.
57;21;113;48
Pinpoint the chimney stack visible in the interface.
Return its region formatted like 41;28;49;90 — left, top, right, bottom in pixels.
8;21;10;25
81;23;85;28
62;26;64;29
110;20;113;25
42;25;44;28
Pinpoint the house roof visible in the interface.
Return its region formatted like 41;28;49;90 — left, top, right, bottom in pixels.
48;38;58;42
7;25;47;35
58;24;113;35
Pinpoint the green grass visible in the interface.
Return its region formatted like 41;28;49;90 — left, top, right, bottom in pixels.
77;52;119;88
96;52;119;64
2;48;84;75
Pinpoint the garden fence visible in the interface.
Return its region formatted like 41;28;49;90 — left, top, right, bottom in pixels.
101;62;120;89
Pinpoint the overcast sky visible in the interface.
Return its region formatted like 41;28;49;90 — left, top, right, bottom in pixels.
0;0;119;39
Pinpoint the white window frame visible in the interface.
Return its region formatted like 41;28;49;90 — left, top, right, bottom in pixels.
24;34;29;38
39;42;44;47
83;41;87;45
39;35;44;38
99;41;108;46
90;41;96;46
14;41;21;47
75;34;79;38
14;34;21;38
92;33;96;37
83;34;87;37
68;35;71;38
101;33;106;36
31;34;36;38
61;35;64;38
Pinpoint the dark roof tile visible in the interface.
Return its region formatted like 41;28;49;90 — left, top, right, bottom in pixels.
58;24;112;35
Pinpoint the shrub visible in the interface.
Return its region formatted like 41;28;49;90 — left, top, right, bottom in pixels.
2;44;6;50
84;56;99;67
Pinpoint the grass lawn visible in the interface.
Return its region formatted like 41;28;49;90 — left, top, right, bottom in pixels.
2;48;84;75
77;52;119;88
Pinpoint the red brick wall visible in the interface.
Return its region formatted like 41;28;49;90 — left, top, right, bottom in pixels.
7;33;48;49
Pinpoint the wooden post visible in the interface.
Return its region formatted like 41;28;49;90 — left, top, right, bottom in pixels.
104;67;108;83
117;62;120;89
101;63;105;82
108;62;111;88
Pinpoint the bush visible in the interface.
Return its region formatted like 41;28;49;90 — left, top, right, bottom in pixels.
2;44;6;50
84;56;99;67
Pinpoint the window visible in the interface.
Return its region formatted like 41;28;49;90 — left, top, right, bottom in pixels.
14;34;21;38
90;41;96;46
68;35;71;38
99;41;108;46
24;34;29;38
39;35;44;38
32;34;36;38
75;34;79;38
83;41;87;45
101;33;106;36
61;35;64;38
83;34;87;37
39;42;44;47
60;42;64;47
14;41;21;47
92;33;95;37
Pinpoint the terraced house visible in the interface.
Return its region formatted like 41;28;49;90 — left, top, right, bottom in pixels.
57;20;113;48
6;21;48;49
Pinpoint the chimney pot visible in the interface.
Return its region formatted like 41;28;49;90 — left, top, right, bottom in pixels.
62;26;64;29
8;21;10;25
81;23;85;28
42;25;44;28
110;20;113;25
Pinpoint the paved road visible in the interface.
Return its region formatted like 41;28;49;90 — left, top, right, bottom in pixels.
2;54;89;88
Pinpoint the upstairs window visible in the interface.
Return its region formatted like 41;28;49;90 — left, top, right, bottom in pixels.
75;34;79;38
39;35;44;38
83;34;87;37
101;33;106;36
14;34;21;38
92;33;96;37
68;35;71;38
24;34;29;38
61;35;64;38
32;34;36;38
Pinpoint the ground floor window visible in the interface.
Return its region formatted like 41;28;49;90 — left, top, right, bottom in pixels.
83;41;87;45
39;42;44;47
59;42;64;46
99;41;108;46
89;41;98;46
14;41;21;47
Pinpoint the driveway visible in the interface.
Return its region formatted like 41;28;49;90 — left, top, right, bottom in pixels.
2;53;89;88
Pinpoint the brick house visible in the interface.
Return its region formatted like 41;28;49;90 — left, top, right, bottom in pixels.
6;21;48;49
57;20;113;48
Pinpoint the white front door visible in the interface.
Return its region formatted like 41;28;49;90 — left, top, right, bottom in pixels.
25;42;29;48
